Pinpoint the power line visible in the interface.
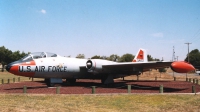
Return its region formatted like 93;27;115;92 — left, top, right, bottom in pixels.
191;28;200;42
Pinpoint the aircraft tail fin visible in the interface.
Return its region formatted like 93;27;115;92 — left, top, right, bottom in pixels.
132;49;148;62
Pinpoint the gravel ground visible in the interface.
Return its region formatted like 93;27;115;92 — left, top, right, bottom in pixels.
0;79;200;94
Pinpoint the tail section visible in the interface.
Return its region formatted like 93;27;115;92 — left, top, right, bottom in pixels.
132;48;148;62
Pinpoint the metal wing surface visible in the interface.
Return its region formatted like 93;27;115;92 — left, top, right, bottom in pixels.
102;61;172;72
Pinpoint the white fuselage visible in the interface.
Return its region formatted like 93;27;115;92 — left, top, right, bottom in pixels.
21;57;88;78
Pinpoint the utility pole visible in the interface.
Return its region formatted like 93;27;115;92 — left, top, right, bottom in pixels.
176;56;178;61
185;43;192;63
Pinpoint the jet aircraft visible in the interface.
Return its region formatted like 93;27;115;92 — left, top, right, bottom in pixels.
6;49;195;86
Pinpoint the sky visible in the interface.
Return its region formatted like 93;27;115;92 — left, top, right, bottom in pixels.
0;0;200;61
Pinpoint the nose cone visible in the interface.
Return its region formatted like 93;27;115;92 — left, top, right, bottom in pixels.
6;60;22;73
6;63;12;72
171;61;195;73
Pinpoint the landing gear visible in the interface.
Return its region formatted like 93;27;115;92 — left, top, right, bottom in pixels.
101;75;114;84
66;79;76;84
44;78;62;87
101;77;106;84
45;78;55;87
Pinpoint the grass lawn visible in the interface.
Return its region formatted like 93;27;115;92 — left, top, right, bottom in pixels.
0;94;200;112
0;71;42;84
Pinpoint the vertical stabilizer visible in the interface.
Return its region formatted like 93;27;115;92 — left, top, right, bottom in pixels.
132;49;148;62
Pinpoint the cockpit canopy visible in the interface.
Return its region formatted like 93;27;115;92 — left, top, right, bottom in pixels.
21;52;58;61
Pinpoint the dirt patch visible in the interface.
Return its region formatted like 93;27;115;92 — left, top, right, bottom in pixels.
0;69;199;94
0;79;200;94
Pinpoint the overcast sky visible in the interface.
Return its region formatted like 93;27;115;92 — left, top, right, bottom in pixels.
1;0;200;61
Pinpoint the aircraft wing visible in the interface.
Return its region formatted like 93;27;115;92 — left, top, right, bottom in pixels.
86;60;173;74
103;61;172;72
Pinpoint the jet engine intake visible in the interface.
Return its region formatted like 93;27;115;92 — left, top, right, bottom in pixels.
86;59;115;73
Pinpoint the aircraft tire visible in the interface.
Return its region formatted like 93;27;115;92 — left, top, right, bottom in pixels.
45;78;55;87
46;81;55;87
47;83;55;87
67;79;76;83
101;77;106;84
44;78;49;83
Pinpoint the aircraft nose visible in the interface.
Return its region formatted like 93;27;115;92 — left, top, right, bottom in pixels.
6;63;12;72
6;60;22;72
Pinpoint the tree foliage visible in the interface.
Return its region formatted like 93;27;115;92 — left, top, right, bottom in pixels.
159;68;166;73
100;56;108;60
147;55;154;61
91;54;130;62
185;49;200;67
76;54;85;59
91;55;101;59
0;46;7;65
0;46;28;72
119;53;134;62
91;55;109;60
108;54;120;62
148;55;160;61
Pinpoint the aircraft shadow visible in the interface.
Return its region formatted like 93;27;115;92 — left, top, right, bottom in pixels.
59;80;188;92
117;84;187;92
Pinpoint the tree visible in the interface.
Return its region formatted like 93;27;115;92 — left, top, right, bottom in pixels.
0;46;12;72
76;54;85;59
0;46;6;65
119;53;134;62
148;55;160;61
91;55;109;60
147;55;154;61
100;56;108;60
185;49;200;67
91;55;101;59
0;46;6;72
159;68;166;73
108;54;120;62
0;46;28;72
154;58;160;61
